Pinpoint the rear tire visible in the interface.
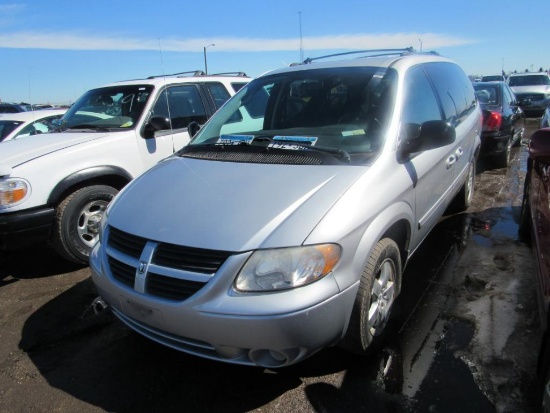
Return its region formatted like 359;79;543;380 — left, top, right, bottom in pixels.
340;238;402;354
495;138;512;168
52;185;117;265
518;173;532;241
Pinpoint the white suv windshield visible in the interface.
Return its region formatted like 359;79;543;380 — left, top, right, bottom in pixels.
188;67;397;165
59;85;154;131
508;75;550;87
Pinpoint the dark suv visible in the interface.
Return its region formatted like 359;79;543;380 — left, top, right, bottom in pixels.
0;102;32;113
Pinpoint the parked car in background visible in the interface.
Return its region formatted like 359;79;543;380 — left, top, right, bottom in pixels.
473;81;524;167
508;72;550;117
519;127;550;412
0;109;66;142
481;74;505;82
0;102;33;113
0;71;250;264
91;49;481;368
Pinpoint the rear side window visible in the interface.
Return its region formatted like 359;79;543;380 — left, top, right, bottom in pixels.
503;85;515;106
205;82;232;110
424;62;476;126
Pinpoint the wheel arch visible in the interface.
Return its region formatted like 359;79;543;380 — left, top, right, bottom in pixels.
352;204;413;296
48;165;133;206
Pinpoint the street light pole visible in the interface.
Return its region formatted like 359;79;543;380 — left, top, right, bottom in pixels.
418;39;422;52
203;44;215;75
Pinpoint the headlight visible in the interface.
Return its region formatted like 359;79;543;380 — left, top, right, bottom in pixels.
0;179;30;207
235;244;342;292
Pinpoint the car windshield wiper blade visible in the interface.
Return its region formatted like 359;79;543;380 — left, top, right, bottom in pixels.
65;124;112;131
289;144;351;163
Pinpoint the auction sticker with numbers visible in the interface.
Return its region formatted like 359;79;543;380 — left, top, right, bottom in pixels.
269;136;318;149
217;135;255;145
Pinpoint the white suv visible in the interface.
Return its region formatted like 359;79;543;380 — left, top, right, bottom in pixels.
508;72;550;117
0;71;250;264
91;50;481;367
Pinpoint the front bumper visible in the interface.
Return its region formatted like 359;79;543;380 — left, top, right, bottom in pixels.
0;206;55;250
518;100;549;116
90;243;357;368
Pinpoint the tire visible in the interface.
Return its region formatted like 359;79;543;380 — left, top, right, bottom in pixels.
52;185;118;265
450;159;475;213
537;330;550;412
495;138;512;168
340;238;402;355
518;173;532;241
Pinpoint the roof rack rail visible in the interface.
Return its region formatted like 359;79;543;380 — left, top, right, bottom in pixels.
208;72;249;77
146;70;205;79
299;48;414;65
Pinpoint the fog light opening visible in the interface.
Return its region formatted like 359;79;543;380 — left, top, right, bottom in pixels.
249;347;305;368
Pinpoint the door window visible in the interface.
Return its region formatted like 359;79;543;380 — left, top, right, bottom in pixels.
152;85;208;129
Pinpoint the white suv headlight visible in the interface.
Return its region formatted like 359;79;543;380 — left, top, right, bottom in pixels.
0;179;30;207
235;244;342;292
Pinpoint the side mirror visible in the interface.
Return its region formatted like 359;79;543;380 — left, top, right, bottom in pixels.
529;128;550;163
188;121;201;138
399;120;456;158
143;116;170;139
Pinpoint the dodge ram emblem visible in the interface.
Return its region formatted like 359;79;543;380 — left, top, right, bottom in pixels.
138;261;148;274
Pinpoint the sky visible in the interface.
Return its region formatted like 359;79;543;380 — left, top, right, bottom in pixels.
1;0;549;105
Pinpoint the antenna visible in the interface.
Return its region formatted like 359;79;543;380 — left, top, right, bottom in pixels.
158;38;175;151
298;11;304;62
28;66;34;111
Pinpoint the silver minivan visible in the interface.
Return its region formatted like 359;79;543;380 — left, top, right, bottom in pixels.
91;49;481;367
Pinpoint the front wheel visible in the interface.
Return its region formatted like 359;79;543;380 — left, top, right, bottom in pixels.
52;185;118;265
340;238;402;354
450;160;475;213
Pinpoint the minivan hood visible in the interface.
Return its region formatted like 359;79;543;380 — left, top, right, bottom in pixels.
109;156;367;252
0;131;111;169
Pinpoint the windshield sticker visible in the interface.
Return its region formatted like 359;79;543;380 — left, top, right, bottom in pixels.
218;135;255;145
341;129;365;137
269;136;318;150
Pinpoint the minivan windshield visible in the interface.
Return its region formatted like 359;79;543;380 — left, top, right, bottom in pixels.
59;85;154;131
188;67;397;165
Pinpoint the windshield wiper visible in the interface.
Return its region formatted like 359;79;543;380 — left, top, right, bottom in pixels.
189;137;351;163
289;144;351;163
64;124;112;132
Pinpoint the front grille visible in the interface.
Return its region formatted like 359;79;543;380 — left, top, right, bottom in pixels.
108;226;147;258
105;226;234;301
146;272;205;300
516;93;545;101
153;243;233;273
108;256;136;288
